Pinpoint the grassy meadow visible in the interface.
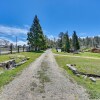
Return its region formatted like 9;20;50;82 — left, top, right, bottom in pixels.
53;49;100;99
0;51;43;89
52;49;100;58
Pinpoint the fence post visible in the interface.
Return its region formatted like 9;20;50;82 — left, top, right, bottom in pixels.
0;47;1;55
28;46;30;52
18;46;19;53
10;43;13;54
23;45;25;52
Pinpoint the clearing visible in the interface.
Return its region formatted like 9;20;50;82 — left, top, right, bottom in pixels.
0;50;89;100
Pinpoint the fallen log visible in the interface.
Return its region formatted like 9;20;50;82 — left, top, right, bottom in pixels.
66;64;100;78
78;72;100;78
0;56;29;69
15;61;27;66
0;60;16;69
66;64;100;82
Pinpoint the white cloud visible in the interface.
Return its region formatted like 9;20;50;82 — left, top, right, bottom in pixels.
17;41;27;45
7;40;27;46
0;25;28;36
43;30;50;34
0;36;27;46
24;25;30;29
48;35;54;39
9;40;27;46
79;37;86;39
0;25;28;46
43;29;58;40
0;36;10;41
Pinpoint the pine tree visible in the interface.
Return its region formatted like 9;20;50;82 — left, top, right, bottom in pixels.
27;15;45;51
72;31;80;51
64;32;70;52
58;32;64;48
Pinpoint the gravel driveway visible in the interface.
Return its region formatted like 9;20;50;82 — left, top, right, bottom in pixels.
0;50;89;100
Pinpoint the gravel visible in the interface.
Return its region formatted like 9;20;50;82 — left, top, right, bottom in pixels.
0;50;89;100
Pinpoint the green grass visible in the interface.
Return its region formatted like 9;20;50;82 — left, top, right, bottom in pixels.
37;61;50;93
0;55;10;63
55;55;100;99
0;53;26;63
37;61;50;83
52;49;100;58
56;56;100;75
0;51;43;89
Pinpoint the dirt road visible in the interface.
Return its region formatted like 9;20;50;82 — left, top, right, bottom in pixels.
0;50;89;100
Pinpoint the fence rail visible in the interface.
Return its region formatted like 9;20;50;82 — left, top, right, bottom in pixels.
0;46;28;55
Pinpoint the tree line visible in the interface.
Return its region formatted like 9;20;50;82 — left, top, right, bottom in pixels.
56;31;80;52
1;15;99;53
27;15;80;52
27;15;100;52
79;36;100;49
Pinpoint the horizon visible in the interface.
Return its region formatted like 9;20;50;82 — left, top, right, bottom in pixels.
0;0;100;45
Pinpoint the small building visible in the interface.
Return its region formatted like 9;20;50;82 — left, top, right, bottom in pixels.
56;48;61;52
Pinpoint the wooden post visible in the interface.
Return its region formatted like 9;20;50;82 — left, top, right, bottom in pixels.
23;45;25;52
10;43;13;54
18;46;19;53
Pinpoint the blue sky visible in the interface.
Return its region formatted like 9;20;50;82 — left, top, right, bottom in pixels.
0;0;100;45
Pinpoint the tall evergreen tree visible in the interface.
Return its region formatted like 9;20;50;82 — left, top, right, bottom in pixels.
72;31;80;51
64;32;70;52
57;32;70;52
27;15;45;51
58;32;64;48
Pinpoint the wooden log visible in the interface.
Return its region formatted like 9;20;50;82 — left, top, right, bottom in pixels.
66;64;100;78
79;72;100;78
0;60;16;69
15;61;27;66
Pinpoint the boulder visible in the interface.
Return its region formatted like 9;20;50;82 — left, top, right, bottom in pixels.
89;77;96;82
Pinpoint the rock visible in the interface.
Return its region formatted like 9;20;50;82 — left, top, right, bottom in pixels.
84;75;87;79
66;64;77;74
89;77;96;82
0;63;2;67
82;75;86;78
66;64;77;71
76;74;80;77
21;58;27;62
